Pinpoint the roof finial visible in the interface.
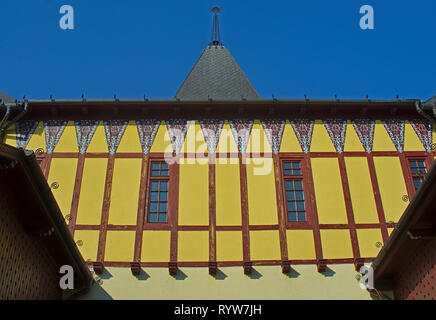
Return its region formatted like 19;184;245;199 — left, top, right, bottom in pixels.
210;6;221;45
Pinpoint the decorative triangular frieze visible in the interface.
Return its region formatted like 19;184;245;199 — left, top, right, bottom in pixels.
44;120;68;154
410;119;433;152
199;119;224;154
166;119;188;154
352;119;375;154
15;120;38;149
323;119;347;153
74;120;99;154
228;119;253;154
290;119;314;153
136;119;160;155
103;120;128;155
382;119;405;153
261;119;285;154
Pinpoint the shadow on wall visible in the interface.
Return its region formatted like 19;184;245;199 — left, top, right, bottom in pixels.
76;282;113;300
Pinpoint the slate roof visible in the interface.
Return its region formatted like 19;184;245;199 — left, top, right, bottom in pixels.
175;45;261;101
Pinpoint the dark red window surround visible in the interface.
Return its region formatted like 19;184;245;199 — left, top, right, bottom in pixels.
281;160;307;223
408;159;428;191
146;161;169;223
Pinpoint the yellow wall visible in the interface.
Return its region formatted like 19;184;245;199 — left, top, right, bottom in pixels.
76;158;108;225
250;230;281;261
246;121;271;154
311;158;348;224
105;230;135;262
320;229;353;259
141;231;171;262
356;229;383;257
344;157;379;224
344;122;364;152
310;120;335;152
116;121;142;153
215;160;242;226
373;157;408;223
79;265;373;300
87;121;108;153
108;158;142;225
404;121;425;151
47;158;78;217
178;160;209;225
287;230;316;260
216;121;238;154
216;231;243;261
178;231;209;262
54;121;78;152
4;124;17;147
26;121;46;153
281;121;303;152
372;120;396;151
246;158;278;225
74;230;99;261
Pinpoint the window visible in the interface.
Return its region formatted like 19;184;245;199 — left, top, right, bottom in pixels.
282;160;307;222
408;159;427;191
147;161;169;223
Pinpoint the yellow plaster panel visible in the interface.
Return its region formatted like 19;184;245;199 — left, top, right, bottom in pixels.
87;121;109;153
4;124;16;147
74;230;99;262
216;231;243;261
105;231;135;262
311;158;348;224
388;228;394;236
356;229;383;258
180;120;208;155
372;120;396;151
178;160;209;225
310;120;335;152
404;121;425;151
246;121;272;154
26;121;46;153
280;121;303;153
373;157;408;223
344;121;364;152
433;123;436;146
286;230;316;260
150;121;173;153
216;160;242;226
178;231;209;262
116;121;142;153
141;231;171;262
345;157;379;224
216;121;238;154
108;158;142;225
76;158;108;225
47;158;77;216
54;121;78;153
320;229;353;259
246;158;278;225
250;230;281;261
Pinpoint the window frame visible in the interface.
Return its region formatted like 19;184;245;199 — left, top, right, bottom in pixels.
144;159;170;226
405;156;429;195
279;157;313;228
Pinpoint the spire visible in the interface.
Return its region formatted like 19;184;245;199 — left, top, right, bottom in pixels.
174;7;261;101
210;6;221;45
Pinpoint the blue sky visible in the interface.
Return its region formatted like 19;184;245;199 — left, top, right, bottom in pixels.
1;0;435;101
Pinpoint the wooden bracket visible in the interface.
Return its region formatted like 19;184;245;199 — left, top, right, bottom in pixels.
299;106;307;114
354;258;364;272
130;262;141;276
93;262;104;275
317;259;327;273
169;262;178;276
173;106;181;116
243;261;252;275
208;262;217;276
238;107;245;115
281;260;291;274
205;106;212;115
268;106;275;115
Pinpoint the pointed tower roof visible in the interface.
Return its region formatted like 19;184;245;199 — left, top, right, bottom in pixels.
175;8;261;101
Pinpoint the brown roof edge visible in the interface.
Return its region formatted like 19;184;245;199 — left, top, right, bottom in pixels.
0;144;94;297
372;161;436;285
